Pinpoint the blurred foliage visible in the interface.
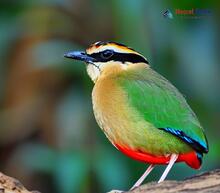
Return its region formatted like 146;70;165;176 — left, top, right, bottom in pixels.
0;0;219;193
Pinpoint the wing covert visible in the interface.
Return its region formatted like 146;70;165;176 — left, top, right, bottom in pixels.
117;67;208;154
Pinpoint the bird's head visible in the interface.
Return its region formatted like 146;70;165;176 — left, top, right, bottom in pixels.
64;41;148;82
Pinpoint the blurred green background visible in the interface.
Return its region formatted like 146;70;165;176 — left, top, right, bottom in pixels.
0;0;219;193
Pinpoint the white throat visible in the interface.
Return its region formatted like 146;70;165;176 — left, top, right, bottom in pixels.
86;61;129;83
86;64;101;82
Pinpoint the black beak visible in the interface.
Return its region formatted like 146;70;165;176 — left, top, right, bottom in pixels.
64;51;96;63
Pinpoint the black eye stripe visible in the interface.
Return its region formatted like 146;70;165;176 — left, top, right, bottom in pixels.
89;51;148;64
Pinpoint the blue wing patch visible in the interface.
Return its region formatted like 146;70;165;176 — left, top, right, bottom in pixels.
159;127;208;154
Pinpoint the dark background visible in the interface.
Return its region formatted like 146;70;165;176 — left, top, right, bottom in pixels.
0;0;219;193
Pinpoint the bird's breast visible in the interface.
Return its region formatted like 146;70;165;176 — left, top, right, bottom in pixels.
92;75;150;150
92;77;128;145
91;75;157;153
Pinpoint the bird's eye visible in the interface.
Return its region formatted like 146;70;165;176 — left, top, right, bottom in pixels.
101;50;114;59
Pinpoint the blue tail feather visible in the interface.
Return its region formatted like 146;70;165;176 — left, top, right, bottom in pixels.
159;127;208;154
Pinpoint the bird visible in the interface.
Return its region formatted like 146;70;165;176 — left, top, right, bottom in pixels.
64;41;208;190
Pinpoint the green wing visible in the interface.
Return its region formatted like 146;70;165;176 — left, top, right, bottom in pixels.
117;67;208;154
